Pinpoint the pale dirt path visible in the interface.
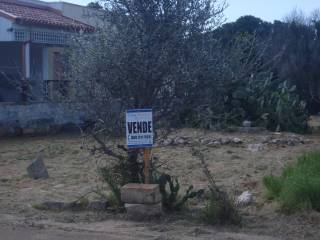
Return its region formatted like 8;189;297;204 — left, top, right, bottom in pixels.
0;226;280;240
0;226;111;240
0;216;280;240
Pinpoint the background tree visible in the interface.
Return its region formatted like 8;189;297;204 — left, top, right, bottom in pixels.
214;10;320;115
87;1;103;9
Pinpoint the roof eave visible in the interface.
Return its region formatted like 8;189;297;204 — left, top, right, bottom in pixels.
0;9;17;21
14;19;95;33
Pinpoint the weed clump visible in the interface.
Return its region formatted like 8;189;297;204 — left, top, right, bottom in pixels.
157;174;204;211
263;151;320;213
192;149;240;225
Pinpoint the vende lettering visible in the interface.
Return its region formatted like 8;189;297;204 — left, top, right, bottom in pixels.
127;121;152;134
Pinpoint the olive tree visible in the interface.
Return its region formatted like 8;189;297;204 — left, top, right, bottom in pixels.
66;0;227;186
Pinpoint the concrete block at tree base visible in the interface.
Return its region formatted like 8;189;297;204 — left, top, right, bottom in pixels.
121;184;161;204
308;115;320;133
27;155;49;179
125;203;162;220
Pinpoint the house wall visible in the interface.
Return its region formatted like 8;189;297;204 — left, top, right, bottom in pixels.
0;102;91;136
0;42;23;102
0;17;13;42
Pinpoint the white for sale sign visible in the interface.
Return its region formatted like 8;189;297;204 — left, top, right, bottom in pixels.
126;109;153;148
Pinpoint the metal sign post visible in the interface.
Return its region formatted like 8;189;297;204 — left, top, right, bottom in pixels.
126;109;153;183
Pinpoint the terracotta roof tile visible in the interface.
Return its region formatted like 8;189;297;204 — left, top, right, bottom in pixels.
0;0;94;32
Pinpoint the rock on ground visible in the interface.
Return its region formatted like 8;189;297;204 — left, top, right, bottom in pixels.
248;143;264;152
27;154;49;179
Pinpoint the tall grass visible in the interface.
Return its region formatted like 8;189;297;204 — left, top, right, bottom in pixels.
263;151;320;213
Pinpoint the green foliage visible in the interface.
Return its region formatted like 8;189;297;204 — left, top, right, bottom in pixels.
263;151;320;213
32;203;46;211
157;174;203;211
203;190;241;225
191;149;240;225
263;175;282;200
107;191;121;208
180;32;309;133
98;166;124;207
87;1;102;9
203;194;220;224
245;76;308;133
216;14;320;114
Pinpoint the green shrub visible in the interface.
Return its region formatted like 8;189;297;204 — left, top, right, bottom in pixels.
263;175;282;200
157;174;204;211
263;151;320;213
203;189;241;225
191;149;240;225
203;194;220;225
99;166;123;207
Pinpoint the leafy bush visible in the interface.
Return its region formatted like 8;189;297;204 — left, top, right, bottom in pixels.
255;79;308;133
99;166;124;207
97;148;145;208
203;189;240;225
157;174;203;211
263;175;282;200
180;33;309;133
192;149;240;225
263;151;320;213
186;72;308;133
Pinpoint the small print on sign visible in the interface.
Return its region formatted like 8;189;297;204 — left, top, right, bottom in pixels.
126;109;153;148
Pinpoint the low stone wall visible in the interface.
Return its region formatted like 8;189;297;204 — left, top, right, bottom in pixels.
0;102;90;136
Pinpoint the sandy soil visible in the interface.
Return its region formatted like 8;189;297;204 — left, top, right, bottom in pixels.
0;129;320;240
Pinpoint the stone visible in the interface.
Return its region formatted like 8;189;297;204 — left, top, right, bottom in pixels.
221;138;231;144
238;127;266;133
174;137;186;145
163;138;173;146
208;140;221;146
27;155;49;179
271;139;281;144
121;184;161;204
200;139;211;145
232;138;242;144
242;120;252;128
87;201;109;211
248;143;264;153
125;203;162;220
235;191;253;207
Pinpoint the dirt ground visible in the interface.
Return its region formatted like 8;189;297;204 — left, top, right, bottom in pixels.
0;129;320;240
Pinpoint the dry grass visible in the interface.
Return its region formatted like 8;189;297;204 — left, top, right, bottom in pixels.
0;129;320;239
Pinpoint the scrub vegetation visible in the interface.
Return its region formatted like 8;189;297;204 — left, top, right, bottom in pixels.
263;151;320;213
63;0;320;224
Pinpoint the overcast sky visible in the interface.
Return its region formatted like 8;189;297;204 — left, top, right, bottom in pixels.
46;0;320;23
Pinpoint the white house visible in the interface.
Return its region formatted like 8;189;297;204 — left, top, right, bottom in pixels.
0;0;97;102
